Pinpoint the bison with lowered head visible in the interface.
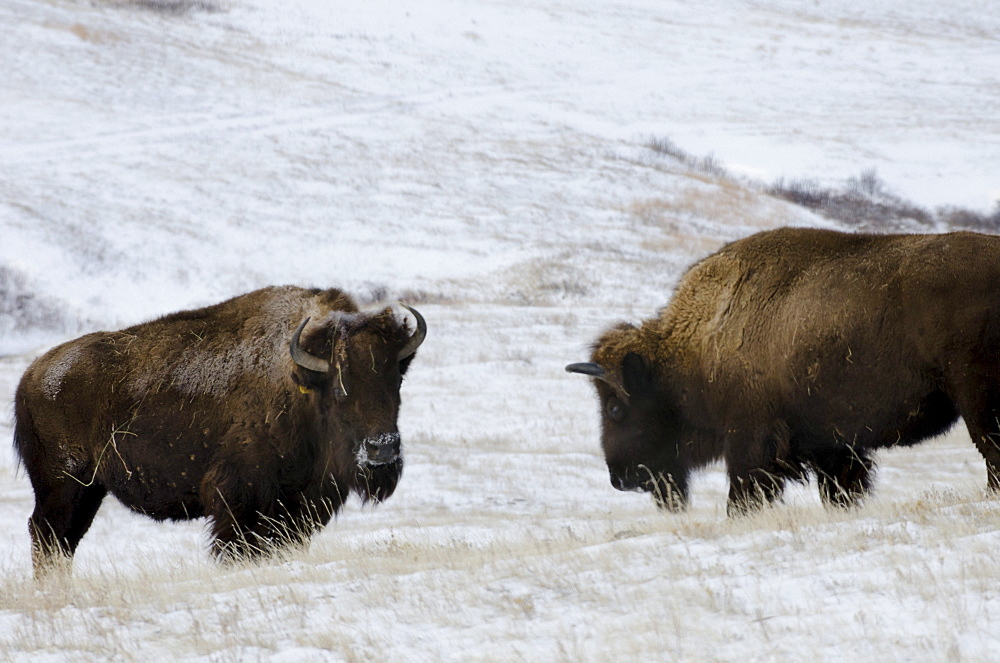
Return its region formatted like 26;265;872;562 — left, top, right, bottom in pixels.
15;285;425;576
568;227;1000;515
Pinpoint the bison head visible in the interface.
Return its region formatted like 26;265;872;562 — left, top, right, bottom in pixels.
289;304;426;502
567;350;688;511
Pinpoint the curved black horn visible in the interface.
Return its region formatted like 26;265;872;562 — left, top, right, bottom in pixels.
290;317;331;373
397;304;427;361
565;362;606;377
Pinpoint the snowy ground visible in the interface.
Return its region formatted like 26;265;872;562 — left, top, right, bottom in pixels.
2;0;1000;660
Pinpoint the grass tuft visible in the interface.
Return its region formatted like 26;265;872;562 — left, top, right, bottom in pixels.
646;136;727;178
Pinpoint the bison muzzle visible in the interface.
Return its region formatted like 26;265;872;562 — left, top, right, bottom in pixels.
568;227;1000;515
14;285;426;576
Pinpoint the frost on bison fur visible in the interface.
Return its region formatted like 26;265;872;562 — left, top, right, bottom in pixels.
569;227;1000;515
14;285;426;576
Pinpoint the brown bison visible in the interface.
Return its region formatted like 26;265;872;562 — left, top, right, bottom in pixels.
14;285;425;576
568;227;1000;515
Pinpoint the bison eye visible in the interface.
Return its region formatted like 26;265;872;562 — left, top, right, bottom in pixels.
606;396;625;422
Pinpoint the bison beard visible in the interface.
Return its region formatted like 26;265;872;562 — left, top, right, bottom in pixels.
14;286;425;576
569;227;1000;516
356;458;404;504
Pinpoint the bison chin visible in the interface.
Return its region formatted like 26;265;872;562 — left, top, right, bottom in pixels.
609;464;688;512
354;458;403;504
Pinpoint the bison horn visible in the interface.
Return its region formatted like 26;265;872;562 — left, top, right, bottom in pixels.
565;362;606;377
566;362;630;401
397;304;427;361
290;317;331;373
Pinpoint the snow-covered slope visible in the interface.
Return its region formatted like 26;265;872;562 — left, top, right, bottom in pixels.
2;0;999;660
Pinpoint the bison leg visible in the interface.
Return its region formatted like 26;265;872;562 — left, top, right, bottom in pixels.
205;490;275;562
208;501;321;562
724;427;793;516
28;482;107;578
202;457;344;562
204;489;326;562
811;447;875;508
965;422;1000;492
649;473;689;512
201;459;278;561
952;381;1000;492
726;468;786;516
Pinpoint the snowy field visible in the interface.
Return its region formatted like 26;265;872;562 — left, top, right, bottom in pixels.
2;0;1000;660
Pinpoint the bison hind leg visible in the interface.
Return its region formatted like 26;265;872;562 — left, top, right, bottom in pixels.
28;482;107;578
811;446;876;508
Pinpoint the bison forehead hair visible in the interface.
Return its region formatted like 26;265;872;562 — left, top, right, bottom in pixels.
589;323;653;382
297;304;415;360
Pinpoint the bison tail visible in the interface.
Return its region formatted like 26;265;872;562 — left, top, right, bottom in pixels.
11;392;37;478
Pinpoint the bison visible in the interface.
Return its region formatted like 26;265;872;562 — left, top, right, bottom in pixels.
567;227;1000;515
14;285;425;576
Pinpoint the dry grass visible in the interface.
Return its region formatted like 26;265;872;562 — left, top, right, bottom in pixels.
2;428;997;660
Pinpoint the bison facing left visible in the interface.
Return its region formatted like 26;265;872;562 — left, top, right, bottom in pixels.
14;285;426;576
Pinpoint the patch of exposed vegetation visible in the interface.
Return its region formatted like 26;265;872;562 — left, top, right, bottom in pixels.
645;137;1000;234
103;0;227;15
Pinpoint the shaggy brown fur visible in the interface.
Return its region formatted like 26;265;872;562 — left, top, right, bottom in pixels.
569;227;1000;515
14;286;425;576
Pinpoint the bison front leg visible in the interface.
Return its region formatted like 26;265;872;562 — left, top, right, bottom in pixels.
202;460;274;561
811;446;875;508
202;462;330;562
206;505;265;562
724;429;790;517
208;500;323;562
968;426;1000;493
963;408;1000;492
203;489;293;562
639;469;688;512
952;379;1000;492
725;468;786;517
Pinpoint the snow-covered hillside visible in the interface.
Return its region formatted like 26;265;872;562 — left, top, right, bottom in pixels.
2;0;999;660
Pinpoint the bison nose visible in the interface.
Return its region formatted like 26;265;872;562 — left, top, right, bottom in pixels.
609;468;644;493
361;433;401;466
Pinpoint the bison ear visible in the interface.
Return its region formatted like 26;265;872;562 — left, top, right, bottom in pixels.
621;352;652;395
